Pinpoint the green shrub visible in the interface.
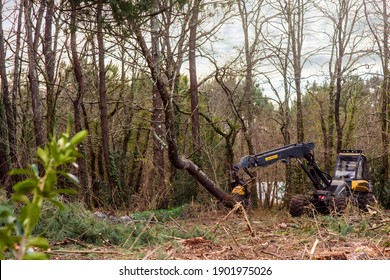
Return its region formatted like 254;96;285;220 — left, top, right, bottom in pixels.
370;164;390;209
0;128;87;259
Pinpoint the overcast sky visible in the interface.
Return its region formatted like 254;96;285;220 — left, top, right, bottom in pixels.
191;0;383;100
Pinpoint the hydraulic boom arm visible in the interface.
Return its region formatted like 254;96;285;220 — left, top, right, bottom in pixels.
232;142;331;190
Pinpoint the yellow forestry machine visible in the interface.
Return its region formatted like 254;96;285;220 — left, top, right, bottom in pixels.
231;142;376;216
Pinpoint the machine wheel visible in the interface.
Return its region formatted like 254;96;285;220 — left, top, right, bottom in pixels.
289;195;309;217
357;192;376;211
329;196;346;215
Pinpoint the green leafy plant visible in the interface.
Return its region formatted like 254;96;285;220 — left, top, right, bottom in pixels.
0;128;87;259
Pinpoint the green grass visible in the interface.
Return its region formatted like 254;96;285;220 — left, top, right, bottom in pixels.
288;212;385;239
130;204;189;222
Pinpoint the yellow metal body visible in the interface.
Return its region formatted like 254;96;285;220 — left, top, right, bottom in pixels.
232;185;246;196
351;180;369;192
265;154;278;161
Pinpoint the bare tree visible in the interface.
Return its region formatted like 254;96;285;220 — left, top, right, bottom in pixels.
149;0;167;207
69;0;90;206
316;0;367;153
236;0;265;155
262;0;315;144
11;1;23;161
24;0;45;148
260;0;309;194
0;0;11;194
364;0;390;181
43;0;56;138
96;0;117;202
283;0;307;143
210;64;246;176
189;0;201;160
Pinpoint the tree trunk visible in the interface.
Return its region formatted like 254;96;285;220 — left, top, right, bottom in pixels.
70;0;90;207
0;103;9;194
24;0;45;149
188;0;203;201
199;111;239;180
119;57;135;190
150;0;166;187
381;0;390;181
189;0;202;157
0;0;13;195
44;0;55;139
82;103;99;207
128;123;150;195
326;83;336;173
288;0;304;143
96;0;117;203
286;0;305;193
335;75;343;153
236;0;262;155
334;2;345;153
10;0;23;167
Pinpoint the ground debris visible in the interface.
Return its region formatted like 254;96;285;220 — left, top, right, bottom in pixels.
310;240;388;260
92;211;134;225
179;237;211;247
49;207;390;260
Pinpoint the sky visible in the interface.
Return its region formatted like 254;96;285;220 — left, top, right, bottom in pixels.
190;0;384;101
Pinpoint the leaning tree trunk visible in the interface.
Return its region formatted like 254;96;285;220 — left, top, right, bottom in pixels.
132;23;236;208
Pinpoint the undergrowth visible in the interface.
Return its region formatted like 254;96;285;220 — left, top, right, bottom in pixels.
0;128;87;259
130;205;189;222
291;212;388;239
33;202;211;249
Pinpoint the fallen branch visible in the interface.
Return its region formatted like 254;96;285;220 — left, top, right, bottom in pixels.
309;239;319;260
143;247;159;260
209;203;242;233
240;204;255;237
64;237;92;249
99;233;113;247
170;216;189;234
369;219;390;231
260;250;283;259
207;203;255;237
46;250;119;255
223;226;240;248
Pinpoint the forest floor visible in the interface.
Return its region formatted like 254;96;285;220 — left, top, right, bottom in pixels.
45;203;390;260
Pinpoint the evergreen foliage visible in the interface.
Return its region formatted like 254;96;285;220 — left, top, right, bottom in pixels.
34;202;210;248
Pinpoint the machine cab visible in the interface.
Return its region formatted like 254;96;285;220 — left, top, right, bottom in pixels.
333;150;371;192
